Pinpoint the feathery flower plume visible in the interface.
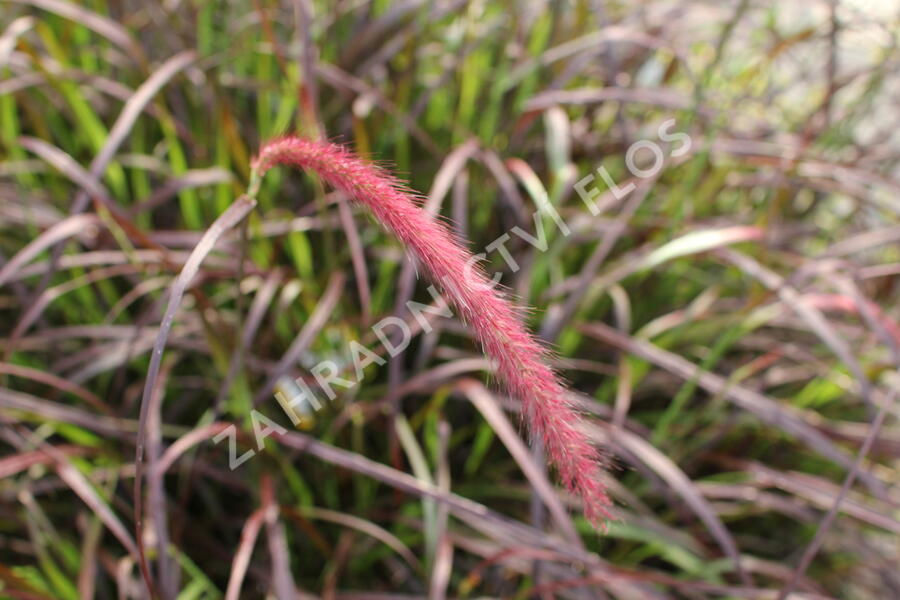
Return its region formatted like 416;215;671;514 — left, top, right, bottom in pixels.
251;136;612;525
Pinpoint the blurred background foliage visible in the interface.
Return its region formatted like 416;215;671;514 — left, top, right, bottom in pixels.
1;0;899;598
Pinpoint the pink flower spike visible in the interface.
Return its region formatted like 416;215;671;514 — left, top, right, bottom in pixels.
252;136;613;526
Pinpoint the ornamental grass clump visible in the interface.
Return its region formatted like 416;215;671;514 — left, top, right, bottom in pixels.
252;136;612;525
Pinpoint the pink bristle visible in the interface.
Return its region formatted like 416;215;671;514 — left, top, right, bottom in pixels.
253;136;613;526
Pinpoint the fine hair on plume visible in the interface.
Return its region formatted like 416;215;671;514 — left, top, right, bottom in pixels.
252;136;613;526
